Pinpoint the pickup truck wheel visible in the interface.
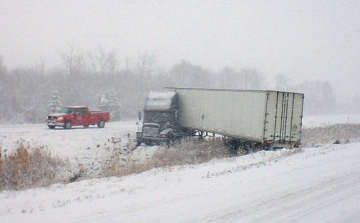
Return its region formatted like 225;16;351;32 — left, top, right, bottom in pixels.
64;121;72;129
97;119;105;128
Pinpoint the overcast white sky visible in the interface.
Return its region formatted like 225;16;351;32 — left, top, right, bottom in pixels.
1;0;359;100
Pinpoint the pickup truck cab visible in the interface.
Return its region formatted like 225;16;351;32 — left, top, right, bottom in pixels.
46;106;110;129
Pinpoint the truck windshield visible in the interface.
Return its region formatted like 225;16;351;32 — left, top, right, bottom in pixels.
59;107;74;114
144;111;171;124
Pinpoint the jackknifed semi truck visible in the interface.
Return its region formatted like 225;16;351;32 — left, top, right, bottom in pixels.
136;88;304;150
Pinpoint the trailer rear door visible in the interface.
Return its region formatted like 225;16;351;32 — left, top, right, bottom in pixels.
264;91;304;146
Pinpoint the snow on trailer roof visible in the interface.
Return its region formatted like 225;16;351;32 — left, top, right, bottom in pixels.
145;91;177;110
165;87;303;95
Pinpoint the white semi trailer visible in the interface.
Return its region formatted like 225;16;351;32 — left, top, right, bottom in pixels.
136;88;304;150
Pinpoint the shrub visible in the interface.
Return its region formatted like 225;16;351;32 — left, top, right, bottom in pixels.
0;140;66;191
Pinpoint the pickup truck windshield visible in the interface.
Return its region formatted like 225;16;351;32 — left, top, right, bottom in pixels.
59;107;74;114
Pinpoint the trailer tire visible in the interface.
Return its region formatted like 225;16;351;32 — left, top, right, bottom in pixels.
64;121;72;129
97;119;105;128
48;125;55;129
144;140;152;146
83;125;89;128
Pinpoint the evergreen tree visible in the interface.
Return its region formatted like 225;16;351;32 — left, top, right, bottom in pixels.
49;91;62;113
98;89;122;121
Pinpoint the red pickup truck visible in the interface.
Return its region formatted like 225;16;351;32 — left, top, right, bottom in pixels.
46;106;110;129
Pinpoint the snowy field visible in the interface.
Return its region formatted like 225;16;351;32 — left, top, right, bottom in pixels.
0;115;360;222
302;113;360;127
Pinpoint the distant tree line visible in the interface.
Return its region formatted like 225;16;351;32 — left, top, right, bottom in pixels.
0;45;349;124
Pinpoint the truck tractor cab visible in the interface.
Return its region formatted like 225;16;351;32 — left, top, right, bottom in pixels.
136;91;179;146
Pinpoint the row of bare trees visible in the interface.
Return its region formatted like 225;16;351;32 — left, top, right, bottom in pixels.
57;44;158;77
0;45;345;124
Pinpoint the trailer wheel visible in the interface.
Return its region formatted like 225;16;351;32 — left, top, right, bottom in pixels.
48;125;55;129
97;119;105;128
64;121;72;129
144;140;152;146
83;125;89;128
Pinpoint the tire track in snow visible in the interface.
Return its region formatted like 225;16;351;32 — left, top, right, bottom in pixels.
203;170;360;223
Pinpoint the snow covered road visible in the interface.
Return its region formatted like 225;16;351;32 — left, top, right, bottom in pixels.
1;139;360;222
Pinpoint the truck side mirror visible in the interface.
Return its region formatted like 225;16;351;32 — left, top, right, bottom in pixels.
138;111;142;120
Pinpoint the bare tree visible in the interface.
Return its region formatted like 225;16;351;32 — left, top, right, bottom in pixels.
59;43;85;76
217;67;263;90
124;56;132;74
136;50;157;77
0;56;7;77
35;59;46;77
89;45;119;76
107;50;119;76
238;68;264;90
170;60;190;84
298;80;336;114
218;67;238;89
169;60;209;87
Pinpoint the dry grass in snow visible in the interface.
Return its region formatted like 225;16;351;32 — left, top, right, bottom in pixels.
301;123;360;147
100;138;230;177
0;140;68;191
